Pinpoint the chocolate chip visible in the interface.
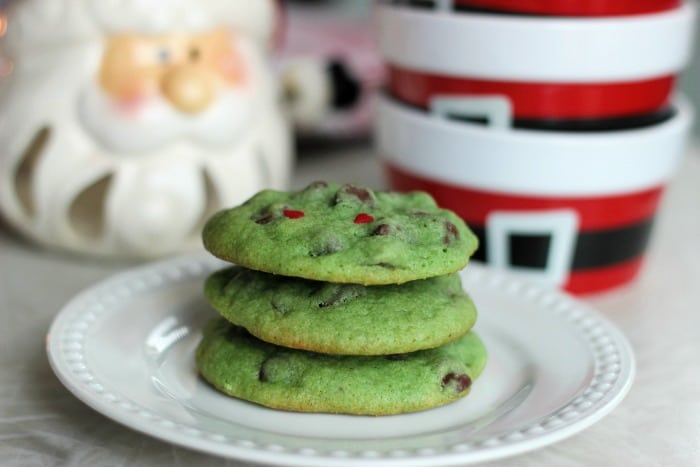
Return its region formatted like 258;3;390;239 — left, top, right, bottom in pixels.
257;352;303;385
254;214;274;225
258;352;278;382
316;284;366;308
306;181;328;190
372;224;392;236
309;237;343;257
444;221;459;245
318;287;343;308
441;372;471;392
344;185;372;202
333;184;375;206
252;206;278;224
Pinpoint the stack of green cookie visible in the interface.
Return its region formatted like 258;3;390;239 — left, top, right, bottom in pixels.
197;181;487;415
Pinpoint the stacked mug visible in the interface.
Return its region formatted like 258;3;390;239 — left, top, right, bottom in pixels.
375;0;696;294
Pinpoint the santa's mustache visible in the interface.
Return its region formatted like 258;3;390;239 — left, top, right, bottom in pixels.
78;80;255;154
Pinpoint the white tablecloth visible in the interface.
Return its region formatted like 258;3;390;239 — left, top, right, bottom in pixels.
1;141;699;466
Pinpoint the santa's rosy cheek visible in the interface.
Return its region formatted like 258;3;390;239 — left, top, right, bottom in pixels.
219;53;247;86
101;73;159;100
113;91;149;116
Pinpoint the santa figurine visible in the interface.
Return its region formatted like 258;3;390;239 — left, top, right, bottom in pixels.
0;0;292;257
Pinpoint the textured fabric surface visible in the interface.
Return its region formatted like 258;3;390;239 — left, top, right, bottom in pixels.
1;147;699;465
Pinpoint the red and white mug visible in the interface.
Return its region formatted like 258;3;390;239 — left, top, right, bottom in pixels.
391;0;681;17
376;94;693;294
377;2;695;128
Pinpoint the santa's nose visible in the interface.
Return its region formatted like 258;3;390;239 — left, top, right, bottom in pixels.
161;66;215;114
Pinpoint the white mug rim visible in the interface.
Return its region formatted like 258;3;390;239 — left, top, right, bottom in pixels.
377;94;693;196
377;2;696;82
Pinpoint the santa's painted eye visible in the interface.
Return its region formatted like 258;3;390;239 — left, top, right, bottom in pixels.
157;48;171;63
189;47;201;62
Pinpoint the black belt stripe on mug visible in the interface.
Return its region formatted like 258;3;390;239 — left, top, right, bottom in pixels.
470;217;655;270
391;94;676;133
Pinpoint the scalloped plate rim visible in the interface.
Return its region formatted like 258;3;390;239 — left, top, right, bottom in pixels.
46;252;635;466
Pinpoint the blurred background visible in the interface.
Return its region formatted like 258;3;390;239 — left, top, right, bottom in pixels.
681;1;700;139
0;0;700;139
0;0;697;281
289;0;700;139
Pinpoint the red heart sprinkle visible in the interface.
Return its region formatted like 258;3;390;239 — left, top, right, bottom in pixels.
354;213;374;224
283;209;305;219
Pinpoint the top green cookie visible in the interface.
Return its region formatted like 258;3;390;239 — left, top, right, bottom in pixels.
202;181;478;284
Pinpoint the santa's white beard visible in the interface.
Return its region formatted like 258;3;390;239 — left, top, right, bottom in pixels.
78;79;256;154
0;49;292;258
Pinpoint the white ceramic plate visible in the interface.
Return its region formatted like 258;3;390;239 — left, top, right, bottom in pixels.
47;253;634;466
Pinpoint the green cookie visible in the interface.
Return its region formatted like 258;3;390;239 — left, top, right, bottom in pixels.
205;266;477;355
202;181;478;285
196;318;488;415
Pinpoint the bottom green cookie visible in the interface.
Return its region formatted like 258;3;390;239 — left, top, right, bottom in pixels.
196;318;488;415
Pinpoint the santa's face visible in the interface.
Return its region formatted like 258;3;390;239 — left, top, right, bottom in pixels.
0;11;292;258
79;28;256;153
